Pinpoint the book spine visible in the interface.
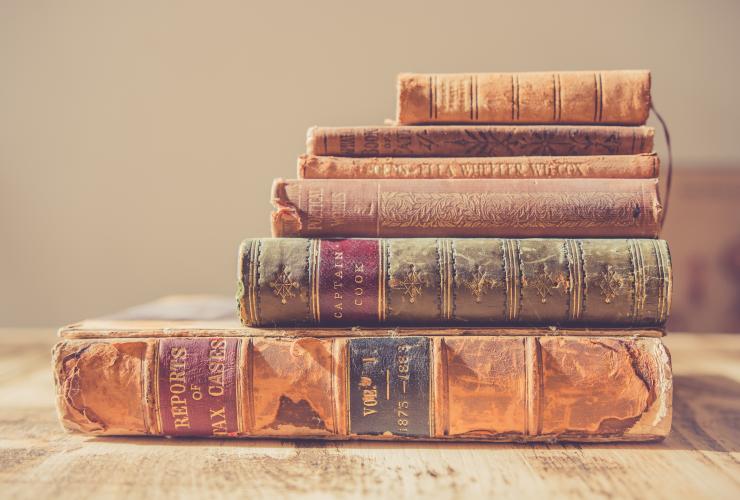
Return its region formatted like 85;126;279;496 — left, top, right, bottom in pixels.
53;335;672;442
306;125;654;157
270;178;663;238
298;154;659;179
397;70;651;125
237;238;672;327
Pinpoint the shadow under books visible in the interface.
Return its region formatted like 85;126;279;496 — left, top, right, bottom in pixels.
88;374;739;453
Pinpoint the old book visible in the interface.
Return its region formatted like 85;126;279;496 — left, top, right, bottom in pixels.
306;125;654;157
298;153;659;179
53;299;672;442
238;238;671;327
271;178;663;238
397;70;650;125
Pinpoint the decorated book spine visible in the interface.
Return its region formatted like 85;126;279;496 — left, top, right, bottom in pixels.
396;70;651;125
237;238;672;327
270;178;663;238
53;335;672;442
298;153;659;179
306;125;654;157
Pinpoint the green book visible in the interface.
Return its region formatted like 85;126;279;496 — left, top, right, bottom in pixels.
237;238;671;327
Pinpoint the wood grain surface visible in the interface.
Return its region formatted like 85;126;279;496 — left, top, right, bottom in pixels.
1;329;738;499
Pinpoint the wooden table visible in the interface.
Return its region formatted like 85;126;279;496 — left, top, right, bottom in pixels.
1;330;738;499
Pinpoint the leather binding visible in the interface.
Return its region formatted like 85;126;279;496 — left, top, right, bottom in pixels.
298;153;659;179
397;70;651;125
270;178;663;238
237;238;672;327
53;330;671;442
306;125;654;157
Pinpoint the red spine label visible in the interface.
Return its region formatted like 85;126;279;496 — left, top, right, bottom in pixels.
319;239;380;324
157;338;240;437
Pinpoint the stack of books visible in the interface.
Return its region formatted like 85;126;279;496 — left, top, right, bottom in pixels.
53;70;672;442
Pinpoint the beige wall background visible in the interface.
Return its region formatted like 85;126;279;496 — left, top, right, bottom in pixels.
2;0;740;326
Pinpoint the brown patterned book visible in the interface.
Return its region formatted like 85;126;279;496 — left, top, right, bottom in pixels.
306;125;654;157
237;238;672;328
53;298;672;442
298;153;659;179
397;70;651;125
271;178;663;238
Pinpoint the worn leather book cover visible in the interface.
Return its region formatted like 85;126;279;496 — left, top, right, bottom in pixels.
298;153;659;179
271;178;663;238
306;125;654;157
397;70;651;125
53;297;671;442
238;238;671;327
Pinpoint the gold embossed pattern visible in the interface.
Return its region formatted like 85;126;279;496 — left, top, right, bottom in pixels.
522;263;570;304
269;266;301;305
597;265;626;304
379;191;645;229
462;265;501;303
239;238;671;327
389;264;428;304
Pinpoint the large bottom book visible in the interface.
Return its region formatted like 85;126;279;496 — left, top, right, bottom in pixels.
53;296;672;442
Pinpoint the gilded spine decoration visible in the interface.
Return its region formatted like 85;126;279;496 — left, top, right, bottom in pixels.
377;191;646;229
397;71;651;125
270;178;662;238
238;238;672;327
298;154;659;179
306;126;654;157
53;334;672;442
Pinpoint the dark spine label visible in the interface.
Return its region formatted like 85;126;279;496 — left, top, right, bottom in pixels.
157;338;240;437
348;336;431;437
319;239;380;324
